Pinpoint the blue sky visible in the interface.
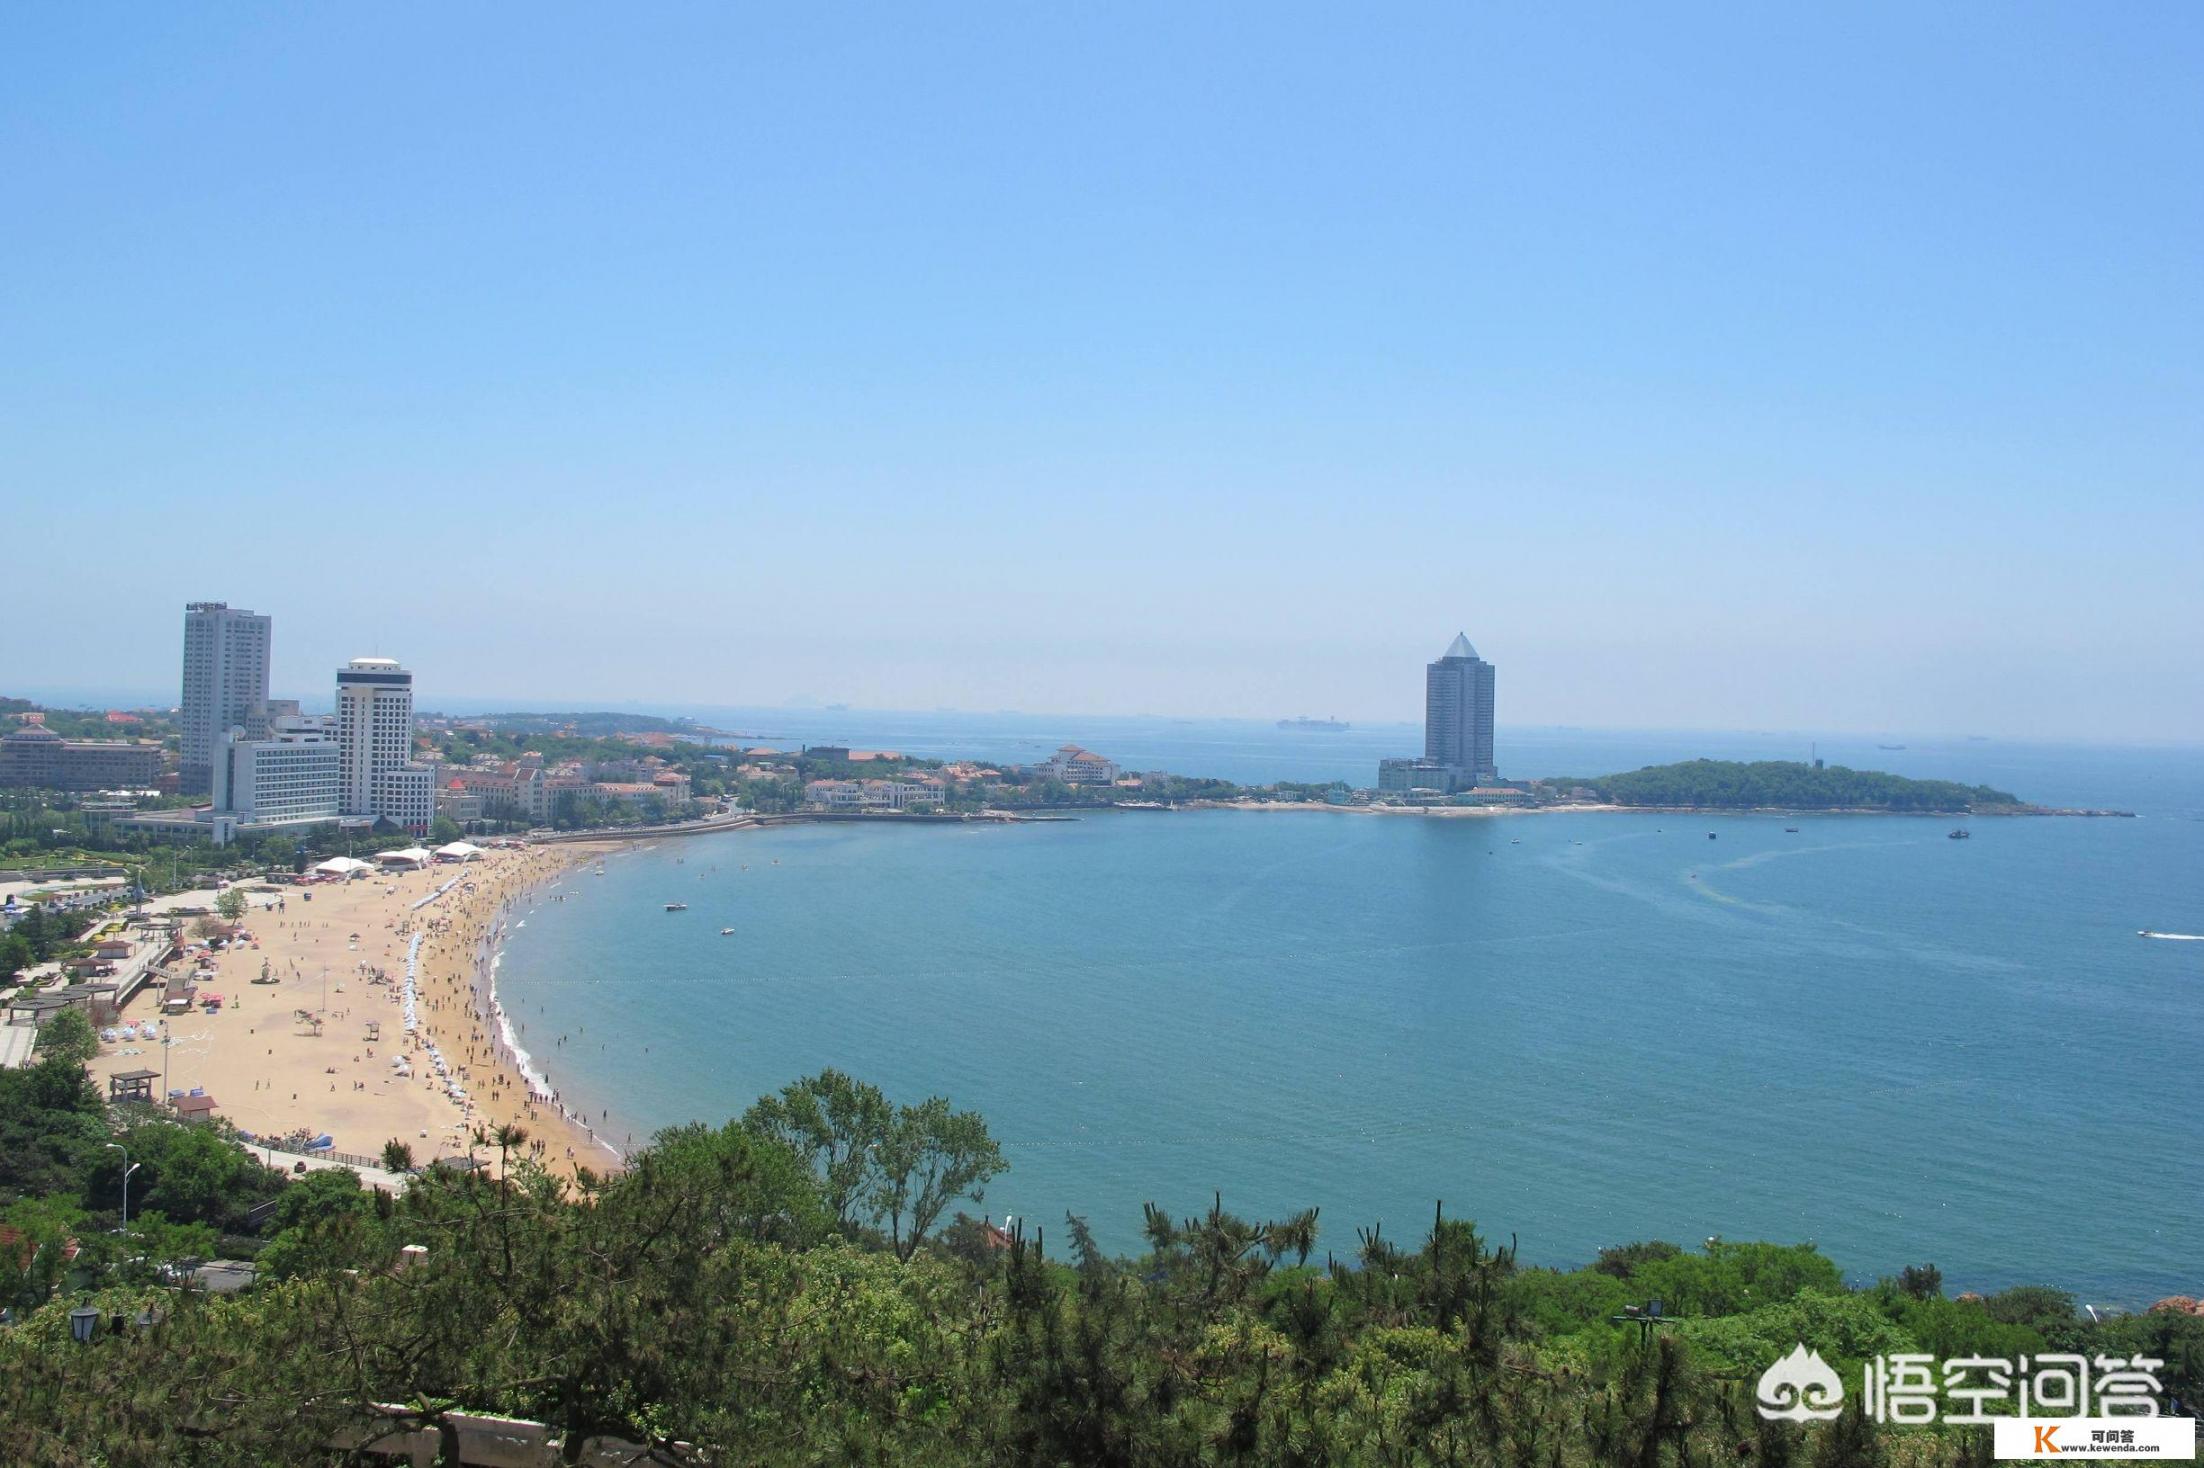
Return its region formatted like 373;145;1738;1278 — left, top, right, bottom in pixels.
4;5;2199;739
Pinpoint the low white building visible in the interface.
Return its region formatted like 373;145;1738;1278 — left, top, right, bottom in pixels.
889;779;945;809
803;778;944;811
212;716;343;830
113;808;242;845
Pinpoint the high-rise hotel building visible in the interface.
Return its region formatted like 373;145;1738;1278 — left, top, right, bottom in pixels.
337;657;434;835
180;602;271;794
1424;632;1497;784
1378;632;1498;793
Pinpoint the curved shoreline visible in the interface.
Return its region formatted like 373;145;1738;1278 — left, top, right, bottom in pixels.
470;855;629;1166
403;847;623;1176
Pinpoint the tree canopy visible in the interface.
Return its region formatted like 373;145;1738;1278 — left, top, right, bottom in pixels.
0;1063;2191;1465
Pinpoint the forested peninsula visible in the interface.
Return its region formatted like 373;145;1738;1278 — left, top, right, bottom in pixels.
1537;760;2038;813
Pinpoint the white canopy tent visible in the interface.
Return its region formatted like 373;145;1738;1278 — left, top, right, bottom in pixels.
313;856;373;877
433;841;486;862
375;847;433;869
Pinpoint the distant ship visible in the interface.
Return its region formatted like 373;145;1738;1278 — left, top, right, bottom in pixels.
1877;744;1907;751
1277;716;1350;732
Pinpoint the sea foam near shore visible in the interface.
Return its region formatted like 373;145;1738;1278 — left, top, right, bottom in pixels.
478;876;624;1161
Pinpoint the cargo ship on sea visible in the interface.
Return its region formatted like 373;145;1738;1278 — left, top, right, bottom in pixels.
1276;716;1350;731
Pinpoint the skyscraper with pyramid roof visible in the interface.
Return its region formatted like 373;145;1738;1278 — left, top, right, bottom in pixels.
1424;632;1497;783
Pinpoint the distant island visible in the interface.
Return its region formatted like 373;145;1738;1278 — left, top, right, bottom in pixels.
1234;760;2130;817
1533;759;2027;813
439;710;728;740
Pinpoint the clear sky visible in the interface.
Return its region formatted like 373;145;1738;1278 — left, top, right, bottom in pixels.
4;5;2199;740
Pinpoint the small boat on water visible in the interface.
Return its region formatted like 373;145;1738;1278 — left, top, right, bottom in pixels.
664;902;689;912
720;927;735;936
1785;827;1799;833
1947;829;1971;840
1706;832;1717;840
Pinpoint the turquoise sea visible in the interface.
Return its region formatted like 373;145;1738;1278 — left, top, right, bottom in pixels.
497;722;2203;1304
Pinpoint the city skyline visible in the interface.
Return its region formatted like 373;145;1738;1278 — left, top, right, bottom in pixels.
12;660;2204;747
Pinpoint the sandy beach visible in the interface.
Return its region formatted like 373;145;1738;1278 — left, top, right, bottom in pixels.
88;845;618;1180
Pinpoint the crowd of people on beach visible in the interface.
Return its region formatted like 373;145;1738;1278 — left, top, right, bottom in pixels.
405;852;628;1168
87;848;636;1179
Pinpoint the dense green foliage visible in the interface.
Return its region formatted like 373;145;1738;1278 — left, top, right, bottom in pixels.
0;1048;286;1241
0;903;81;984
1;1050;2193;1466
0;804;434;893
743;1068;1006;1260
1545;761;2022;811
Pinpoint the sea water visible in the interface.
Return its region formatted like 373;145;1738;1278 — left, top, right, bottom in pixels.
496;726;2202;1302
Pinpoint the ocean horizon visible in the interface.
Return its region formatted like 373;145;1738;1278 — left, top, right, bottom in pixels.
492;722;2198;1304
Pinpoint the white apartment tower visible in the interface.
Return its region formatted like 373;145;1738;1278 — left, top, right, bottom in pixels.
180;602;272;794
336;657;434;834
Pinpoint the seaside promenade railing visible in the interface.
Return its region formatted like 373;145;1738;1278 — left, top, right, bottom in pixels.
251;1140;387;1171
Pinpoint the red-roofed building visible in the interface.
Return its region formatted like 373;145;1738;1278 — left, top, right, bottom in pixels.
1039;745;1119;786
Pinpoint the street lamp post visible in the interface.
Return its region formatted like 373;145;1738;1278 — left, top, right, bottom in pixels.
104;1143;140;1230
